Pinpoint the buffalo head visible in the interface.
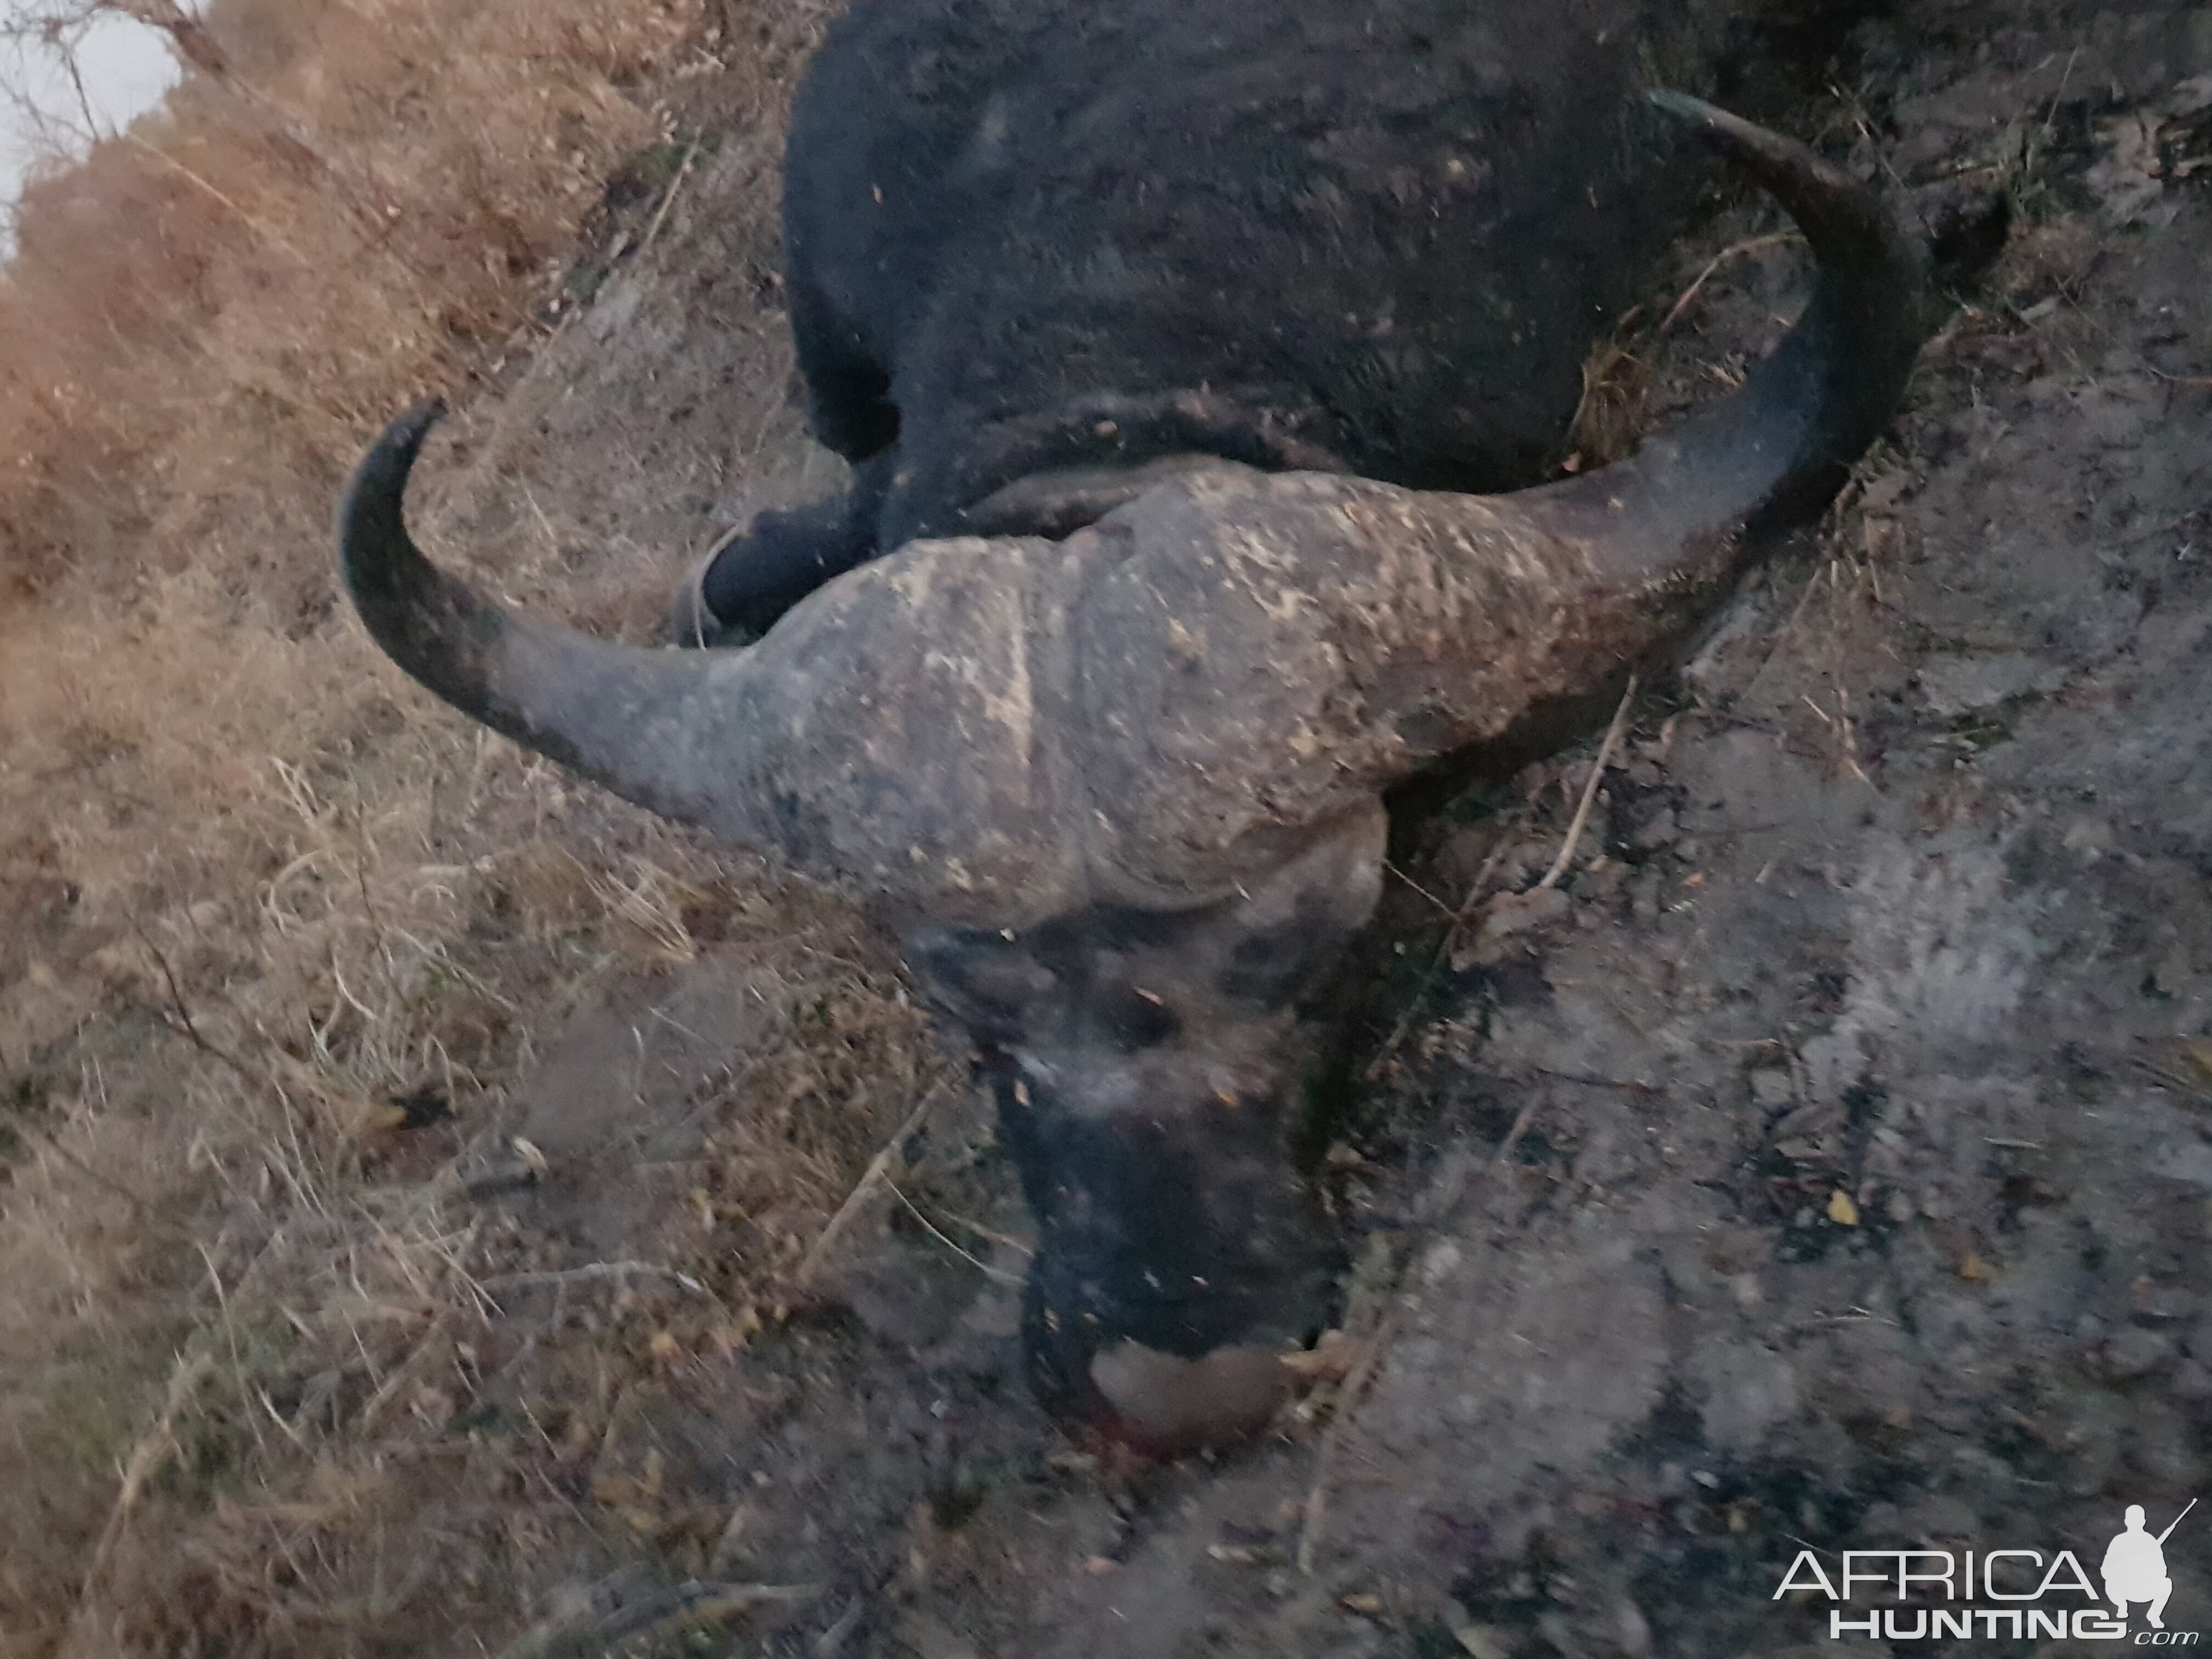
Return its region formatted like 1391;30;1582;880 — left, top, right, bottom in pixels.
339;97;1933;1453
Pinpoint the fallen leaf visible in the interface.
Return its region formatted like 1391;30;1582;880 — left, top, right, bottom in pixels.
2179;1039;2212;1088
1826;1189;1860;1227
710;1305;763;1356
1279;1329;1357;1384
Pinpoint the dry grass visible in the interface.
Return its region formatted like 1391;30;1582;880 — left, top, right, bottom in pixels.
0;0;939;1653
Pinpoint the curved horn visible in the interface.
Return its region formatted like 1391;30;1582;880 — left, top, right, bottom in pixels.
338;410;1084;919
340;403;771;837
337;95;1936;919
1526;91;1928;563
1052;97;1935;900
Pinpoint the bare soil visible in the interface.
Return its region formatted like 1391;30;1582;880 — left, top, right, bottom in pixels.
15;0;2212;1653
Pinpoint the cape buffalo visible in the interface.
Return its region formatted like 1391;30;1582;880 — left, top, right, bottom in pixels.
338;0;1980;1454
672;0;1891;646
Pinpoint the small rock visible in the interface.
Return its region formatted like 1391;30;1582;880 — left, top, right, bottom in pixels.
1420;1241;1464;1288
2100;1327;2176;1380
1452;1623;1510;1659
2172;1360;2212;1402
1479;886;1571;940
1615;1599;1653;1657
1464;886;1572;964
1774;1099;1844;1141
1628;804;1680;851
1748;1068;1793;1108
1918;653;2068;717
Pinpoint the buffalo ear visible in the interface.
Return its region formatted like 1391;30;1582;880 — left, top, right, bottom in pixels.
1200;804;1389;1008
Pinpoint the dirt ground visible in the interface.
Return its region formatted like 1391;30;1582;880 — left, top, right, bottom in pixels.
41;0;2212;1651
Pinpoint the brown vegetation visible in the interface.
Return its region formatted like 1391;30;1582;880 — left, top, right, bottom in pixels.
0;1;939;1652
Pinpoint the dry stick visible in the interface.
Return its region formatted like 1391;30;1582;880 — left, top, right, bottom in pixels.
795;1080;951;1286
200;1243;268;1460
15;1119;165;1226
1660;232;1798;334
1361;842;1509;1085
1536;673;1639;891
491;1579;821;1659
1296;1096;1543;1576
129;918;337;1211
2132;1057;2212;1108
80;1350;218;1596
637;136;704;262
129;915;283;1102
1372;671;1641;1085
122;134;312;267
478;1260;711;1294
881;1173;1024;1285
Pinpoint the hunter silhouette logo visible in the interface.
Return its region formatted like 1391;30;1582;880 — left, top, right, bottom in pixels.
2106;1502;2194;1632
1774;1498;2200;1643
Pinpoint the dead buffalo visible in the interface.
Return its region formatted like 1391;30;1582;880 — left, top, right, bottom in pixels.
672;0;1893;645
339;1;1966;1454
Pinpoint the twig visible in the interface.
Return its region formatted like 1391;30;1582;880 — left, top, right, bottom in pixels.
881;1175;1023;1284
1536;674;1638;890
795;1080;949;1286
129;915;262;1086
2039;46;2081;150
492;1579;820;1659
814;1596;867;1656
200;1243;267;1459
122;134;312;266
79;1350;218;1597
637;136;703;262
1521;1066;1660;1093
355;1310;456;1433
1383;861;1457;918
2131;1058;2212;1107
14;1119;165;1226
479;1261;710;1294
1296;1097;1542;1575
1361;842;1510;1083
1661;233;1797;334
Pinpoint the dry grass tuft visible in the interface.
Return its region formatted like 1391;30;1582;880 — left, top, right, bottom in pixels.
0;0;916;1653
